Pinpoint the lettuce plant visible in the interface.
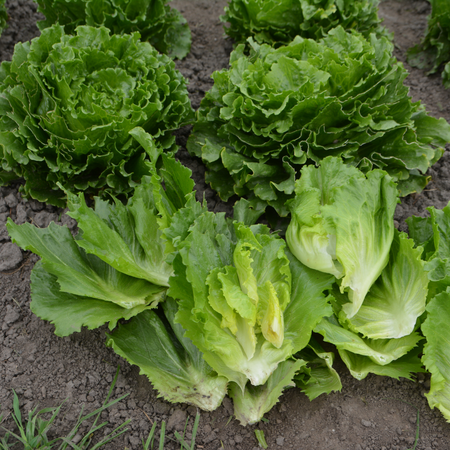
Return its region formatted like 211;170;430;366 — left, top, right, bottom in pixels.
34;0;191;59
6;154;194;336
286;157;428;382
222;0;389;47
0;25;193;206
313;228;428;381
407;0;450;88
167;206;335;423
7;152;339;420
187;27;450;216
286;157;398;319
7;154;230;412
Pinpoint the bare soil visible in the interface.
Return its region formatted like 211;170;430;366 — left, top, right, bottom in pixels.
1;1;450;449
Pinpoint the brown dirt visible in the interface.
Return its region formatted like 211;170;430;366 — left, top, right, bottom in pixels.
1;1;450;449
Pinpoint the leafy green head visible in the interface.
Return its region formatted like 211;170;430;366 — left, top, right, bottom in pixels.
34;0;191;59
170;213;294;388
0;25;193;206
286;157;398;319
188;27;450;216
222;0;390;47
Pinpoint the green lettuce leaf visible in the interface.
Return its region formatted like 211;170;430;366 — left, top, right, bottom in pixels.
30;262;157;336
422;289;450;420
221;0;389;47
286;157;398;318
338;345;425;381
7;220;164;309
345;230;428;339
106;298;228;411
6;155;195;335
294;338;342;400
408;202;450;298
315;315;423;366
228;359;305;426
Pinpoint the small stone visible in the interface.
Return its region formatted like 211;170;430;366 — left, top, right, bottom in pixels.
202;431;217;444
4;193;18;208
15;204;28;224
187;405;197;416
1;347;12;360
276;436;285;446
72;434;82;444
4;306;20;325
153;400;170;415
234;435;243;443
167;409;187;431
361;419;372;427
24;389;33;399
396;427;402;436
0;242;23;271
128;436;141;447
29;199;44;211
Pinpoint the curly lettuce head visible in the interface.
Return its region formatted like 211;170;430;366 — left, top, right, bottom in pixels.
187;27;450;216
0;25;193;206
222;0;389;47
35;0;191;59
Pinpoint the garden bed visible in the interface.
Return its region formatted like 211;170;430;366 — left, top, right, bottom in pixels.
1;0;450;449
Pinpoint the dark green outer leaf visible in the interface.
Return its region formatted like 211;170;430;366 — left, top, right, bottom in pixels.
30;262;159;336
106;301;228;411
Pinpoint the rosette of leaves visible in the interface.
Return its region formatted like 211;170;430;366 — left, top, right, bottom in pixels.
7;155;231;411
286;157;399;319
312;228;429;382
6;153;196;336
0;25;193;206
34;0;191;59
286;157;429;383
407;0;450;88
166;205;337;424
0;0;7;36
222;0;389;47
187;27;450;216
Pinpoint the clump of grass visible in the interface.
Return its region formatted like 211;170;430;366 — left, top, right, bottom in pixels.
141;412;200;450
0;366;202;450
0;367;129;449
